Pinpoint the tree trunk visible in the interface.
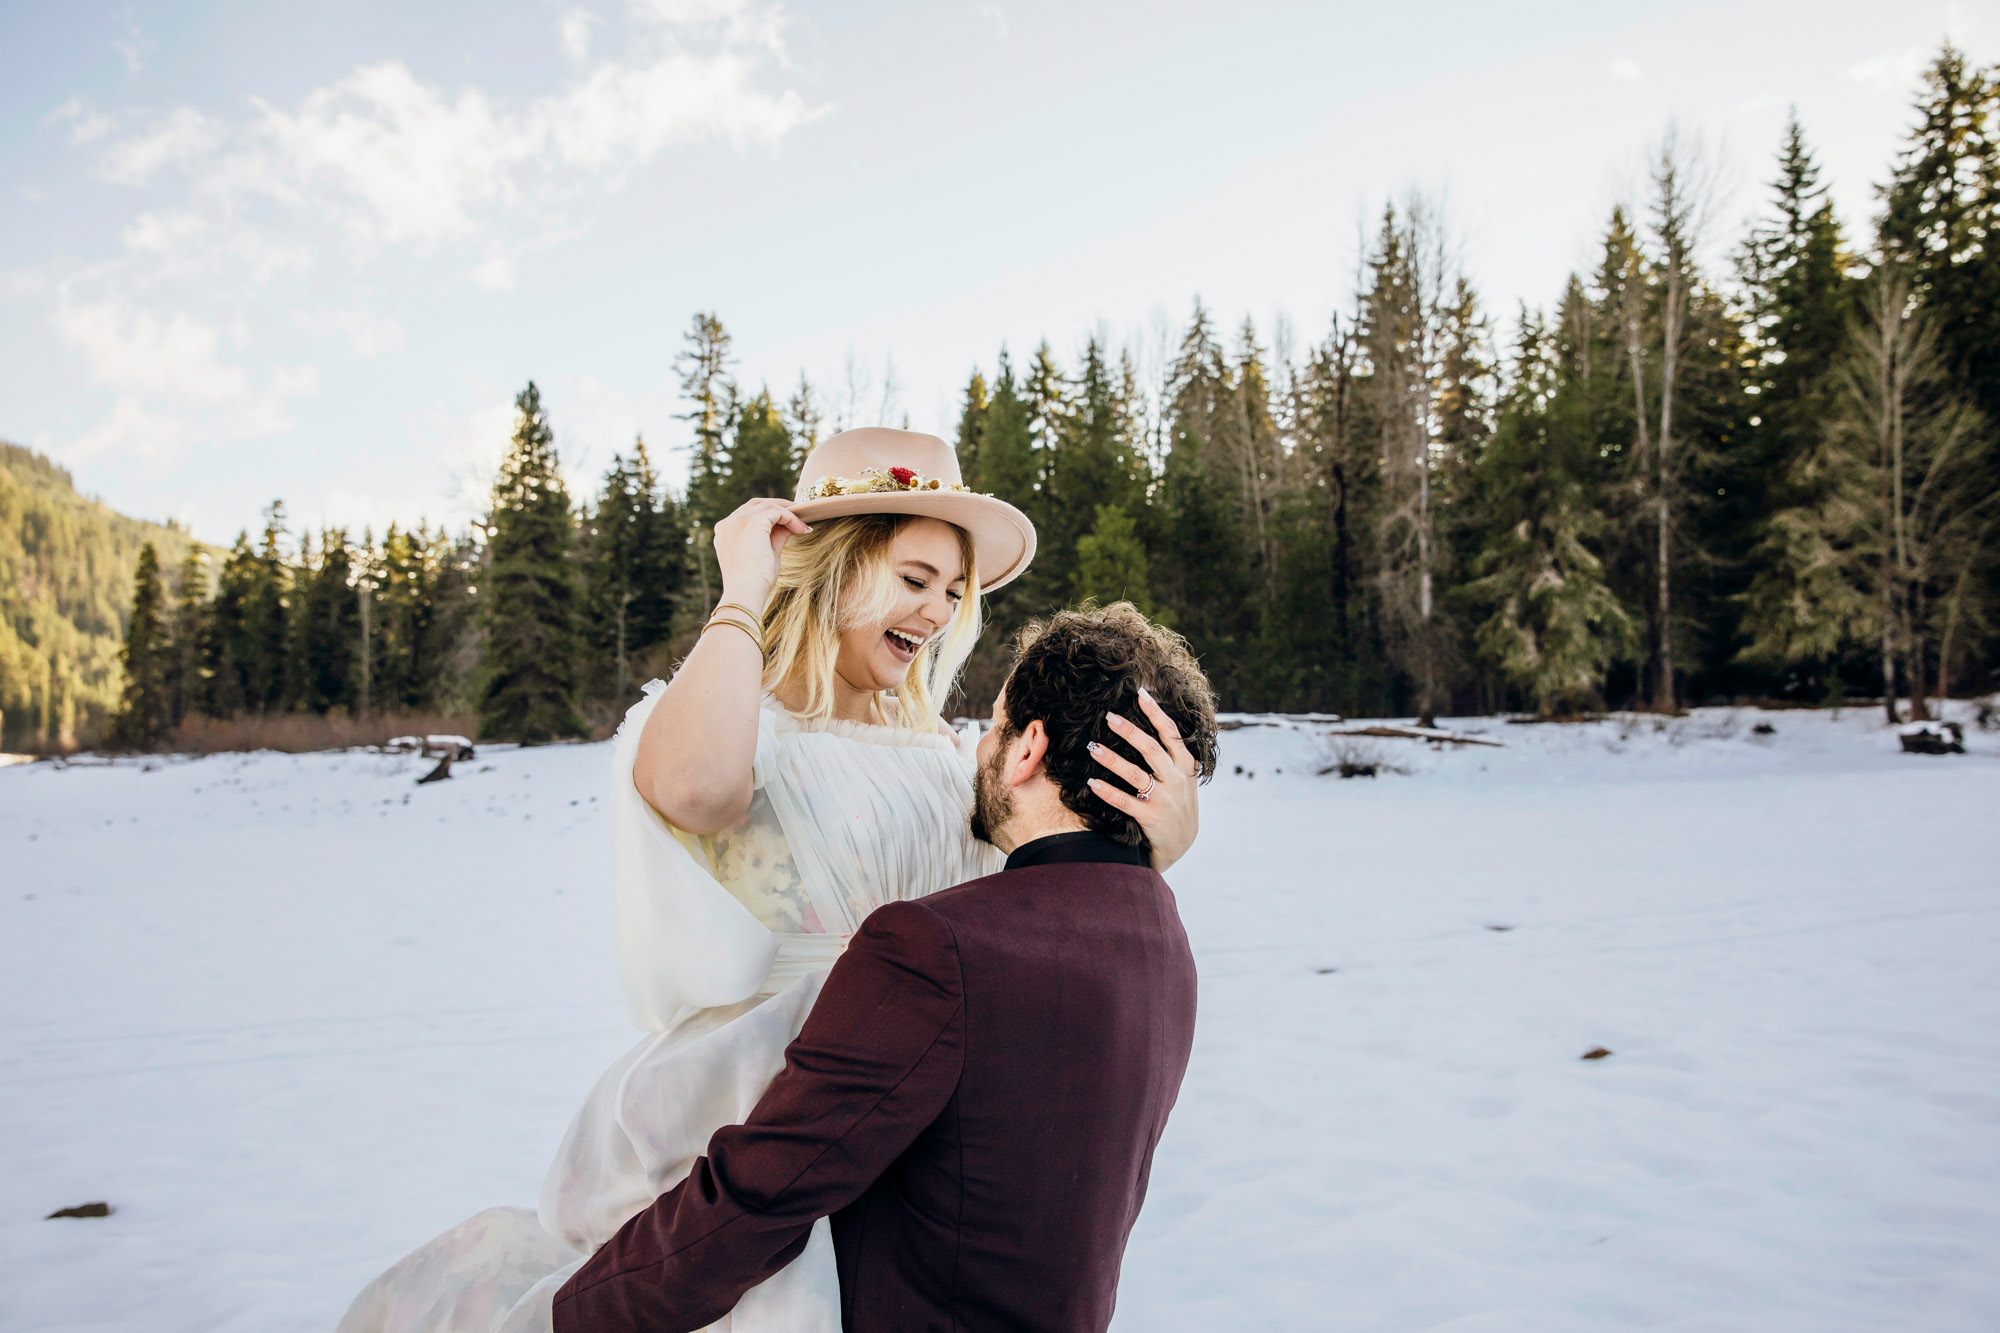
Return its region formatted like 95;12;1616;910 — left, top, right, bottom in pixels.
1652;246;1683;714
614;593;631;702
358;582;372;719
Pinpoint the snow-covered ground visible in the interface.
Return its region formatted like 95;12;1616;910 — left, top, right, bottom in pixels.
4;706;1997;1332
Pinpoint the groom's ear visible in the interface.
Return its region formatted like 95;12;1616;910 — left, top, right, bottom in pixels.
1004;717;1050;789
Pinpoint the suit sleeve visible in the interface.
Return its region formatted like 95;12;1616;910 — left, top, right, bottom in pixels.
551;900;965;1333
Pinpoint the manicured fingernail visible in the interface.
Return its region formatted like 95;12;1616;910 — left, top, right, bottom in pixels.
1139;685;1153;700
1087;741;1101;752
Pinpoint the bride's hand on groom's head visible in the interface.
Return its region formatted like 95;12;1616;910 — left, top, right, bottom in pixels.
1087;686;1203;875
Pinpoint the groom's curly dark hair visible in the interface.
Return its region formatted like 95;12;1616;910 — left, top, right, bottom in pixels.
996;601;1219;850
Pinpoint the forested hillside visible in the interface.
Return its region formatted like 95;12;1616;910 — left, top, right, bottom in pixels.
0;442;203;750
95;44;2000;748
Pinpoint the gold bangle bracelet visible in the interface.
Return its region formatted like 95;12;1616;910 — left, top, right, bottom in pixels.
713;601;764;624
702;617;764;652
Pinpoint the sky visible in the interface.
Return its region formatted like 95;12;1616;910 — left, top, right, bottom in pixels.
2;0;1994;546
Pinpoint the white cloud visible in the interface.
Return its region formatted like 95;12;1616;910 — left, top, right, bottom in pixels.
48;97;114;144
471;248;519;291
249;63;527;248
52;291;318;460
561;8;599;65
114;18;156;75
630;0;790;57
120;208;209;254
978;3;1008;39
1609;59;1641;80
98;108;223;186
238;42;817;254
294;306;407;357
1846;46;1927;92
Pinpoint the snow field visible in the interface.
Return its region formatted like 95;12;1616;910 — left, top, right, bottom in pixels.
3;707;1997;1331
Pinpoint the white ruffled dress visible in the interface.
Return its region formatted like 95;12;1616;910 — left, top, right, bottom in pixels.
336;682;1002;1333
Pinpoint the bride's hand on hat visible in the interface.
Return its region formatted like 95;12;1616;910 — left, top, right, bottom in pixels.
714;497;811;606
1087;686;1202;874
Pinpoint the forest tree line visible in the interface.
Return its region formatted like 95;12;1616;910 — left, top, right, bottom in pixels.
111;45;2000;746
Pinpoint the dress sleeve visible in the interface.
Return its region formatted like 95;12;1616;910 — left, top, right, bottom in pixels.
608;681;778;1031
550;900;965;1333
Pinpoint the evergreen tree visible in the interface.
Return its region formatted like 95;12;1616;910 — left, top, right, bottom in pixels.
287;528;360;713
244;502;290;712
955;368;989;487
113;543;169;746
1158;301;1256;702
208;533;256;716
974;350;1038;507
725;389;799;508
678;313;738;605
1286;310;1383;715
784;373;824;474
1467;312;1636;715
1878;44;2000;424
1736;116;1860;693
1074;505;1152;614
1831;269;1992;720
479;382;587;742
1051;338;1148;594
584;437;687;701
168;546;210;725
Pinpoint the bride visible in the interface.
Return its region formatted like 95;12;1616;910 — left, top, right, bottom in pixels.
337;427;1201;1333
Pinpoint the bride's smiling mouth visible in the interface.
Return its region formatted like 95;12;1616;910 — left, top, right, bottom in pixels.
883;627;928;663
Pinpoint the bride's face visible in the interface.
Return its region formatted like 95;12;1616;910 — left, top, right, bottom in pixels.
835;517;968;694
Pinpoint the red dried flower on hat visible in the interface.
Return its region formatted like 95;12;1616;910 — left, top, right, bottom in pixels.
888;466;917;487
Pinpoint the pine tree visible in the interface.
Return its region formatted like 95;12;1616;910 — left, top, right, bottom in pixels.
208;533;256;716
1159;301;1255;702
1467;311;1636;715
1287;310;1382;715
1051;338;1147;592
1362;202;1463;723
479;382;587;742
1074;505;1152;614
168;546;210;725
784;373;824;473
725;389;798;509
244;502;290;712
585;437;687;701
955;368;989;486
974;351;1038;509
1832;269;1992;720
1736;116;1860;692
288;528;359;713
113;543;169;746
1878;43;2000;424
678;313;738;606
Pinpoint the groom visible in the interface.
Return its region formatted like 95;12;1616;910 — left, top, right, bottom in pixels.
552;602;1219;1333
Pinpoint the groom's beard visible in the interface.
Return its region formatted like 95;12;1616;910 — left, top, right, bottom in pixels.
968;738;1013;847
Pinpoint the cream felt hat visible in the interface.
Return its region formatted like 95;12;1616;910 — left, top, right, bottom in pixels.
790;427;1037;592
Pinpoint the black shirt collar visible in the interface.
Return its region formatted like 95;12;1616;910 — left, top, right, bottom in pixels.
1003;829;1152;872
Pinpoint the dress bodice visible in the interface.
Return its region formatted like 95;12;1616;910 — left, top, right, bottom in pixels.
608;683;1004;1031
703;704;1001;937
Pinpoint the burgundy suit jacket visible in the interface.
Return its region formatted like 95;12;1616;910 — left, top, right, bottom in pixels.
551;831;1198;1333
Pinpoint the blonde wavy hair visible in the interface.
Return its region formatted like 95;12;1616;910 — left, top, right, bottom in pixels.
760;513;982;729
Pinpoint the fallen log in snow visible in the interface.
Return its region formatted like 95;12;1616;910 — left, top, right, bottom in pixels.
1326;723;1505;748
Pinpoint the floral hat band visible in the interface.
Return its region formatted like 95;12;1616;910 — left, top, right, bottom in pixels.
788;427;1037;593
801;465;978;501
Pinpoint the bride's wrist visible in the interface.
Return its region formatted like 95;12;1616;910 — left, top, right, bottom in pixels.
716;581;772;617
